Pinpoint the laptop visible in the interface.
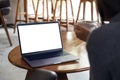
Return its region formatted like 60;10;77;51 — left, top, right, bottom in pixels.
17;21;79;68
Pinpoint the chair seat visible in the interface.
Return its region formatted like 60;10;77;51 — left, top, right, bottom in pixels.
75;21;98;41
25;69;57;80
0;0;11;24
0;7;11;25
1;7;11;15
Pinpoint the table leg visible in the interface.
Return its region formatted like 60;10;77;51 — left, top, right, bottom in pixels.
57;73;68;80
25;70;34;80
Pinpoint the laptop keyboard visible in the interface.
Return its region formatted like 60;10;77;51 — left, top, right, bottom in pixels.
25;51;69;61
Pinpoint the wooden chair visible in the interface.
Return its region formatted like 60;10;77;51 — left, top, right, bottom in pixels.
0;0;12;46
14;0;35;33
53;0;75;31
34;0;54;22
76;0;99;22
14;0;55;33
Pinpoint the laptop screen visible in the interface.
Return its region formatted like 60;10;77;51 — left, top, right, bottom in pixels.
17;22;62;54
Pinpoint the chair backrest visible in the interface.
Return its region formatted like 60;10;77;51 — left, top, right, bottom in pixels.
0;0;10;8
0;0;10;15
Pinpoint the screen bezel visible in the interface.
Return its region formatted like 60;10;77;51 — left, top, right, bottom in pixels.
17;21;63;56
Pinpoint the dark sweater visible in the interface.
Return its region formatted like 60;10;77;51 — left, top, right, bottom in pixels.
86;22;120;80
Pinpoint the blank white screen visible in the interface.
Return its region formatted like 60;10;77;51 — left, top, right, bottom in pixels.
18;23;62;54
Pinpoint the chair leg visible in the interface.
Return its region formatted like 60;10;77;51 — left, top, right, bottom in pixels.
54;0;75;31
24;0;29;23
34;0;40;22
83;0;86;20
94;0;99;22
60;0;62;24
42;0;45;20
65;0;69;31
46;0;49;21
14;0;20;33
91;0;93;21
35;0;52;22
53;0;58;21
76;0;82;22
76;0;99;21
0;9;12;46
70;0;75;25
14;0;30;33
51;0;55;16
32;0;36;13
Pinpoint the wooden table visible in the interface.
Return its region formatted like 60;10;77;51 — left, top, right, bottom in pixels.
8;32;90;80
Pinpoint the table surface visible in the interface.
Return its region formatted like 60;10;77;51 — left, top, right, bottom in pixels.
8;32;90;73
